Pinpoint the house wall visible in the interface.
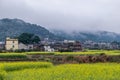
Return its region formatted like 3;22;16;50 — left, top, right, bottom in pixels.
18;43;28;50
5;39;18;50
18;43;34;50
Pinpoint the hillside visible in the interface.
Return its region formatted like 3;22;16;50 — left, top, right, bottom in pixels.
0;18;58;41
52;30;120;42
1;18;120;42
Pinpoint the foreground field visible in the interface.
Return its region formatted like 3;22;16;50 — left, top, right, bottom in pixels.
0;62;120;80
0;62;53;80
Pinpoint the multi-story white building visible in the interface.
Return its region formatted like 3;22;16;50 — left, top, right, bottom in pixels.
5;37;18;50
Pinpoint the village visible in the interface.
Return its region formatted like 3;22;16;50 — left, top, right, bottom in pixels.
0;37;82;52
0;37;120;52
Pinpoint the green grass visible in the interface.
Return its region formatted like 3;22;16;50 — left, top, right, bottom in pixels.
3;63;120;80
0;50;120;80
0;62;120;80
0;50;120;56
0;70;6;80
0;62;53;72
25;50;120;55
55;50;120;55
0;53;27;59
0;62;52;80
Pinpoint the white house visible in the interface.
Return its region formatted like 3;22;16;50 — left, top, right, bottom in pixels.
44;46;54;52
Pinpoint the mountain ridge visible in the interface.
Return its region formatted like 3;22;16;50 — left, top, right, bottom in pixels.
0;18;58;41
52;30;120;42
0;18;120;42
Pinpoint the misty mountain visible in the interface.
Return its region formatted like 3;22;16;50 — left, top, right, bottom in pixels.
0;18;120;42
52;30;120;42
0;18;58;41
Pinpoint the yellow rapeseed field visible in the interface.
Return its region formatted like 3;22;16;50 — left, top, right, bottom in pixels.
0;62;119;80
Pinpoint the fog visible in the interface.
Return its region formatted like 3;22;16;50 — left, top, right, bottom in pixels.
0;0;120;33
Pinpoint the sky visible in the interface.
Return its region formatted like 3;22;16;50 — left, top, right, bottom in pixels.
0;0;120;33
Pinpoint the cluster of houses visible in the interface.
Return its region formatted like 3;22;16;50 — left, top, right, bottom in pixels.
0;37;82;52
0;37;120;52
83;40;120;50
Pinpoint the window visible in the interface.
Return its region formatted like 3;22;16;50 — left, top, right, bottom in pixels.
12;45;14;48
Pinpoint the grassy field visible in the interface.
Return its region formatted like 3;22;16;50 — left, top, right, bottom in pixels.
0;50;120;80
0;50;120;56
25;50;120;55
0;62;120;80
0;53;27;59
0;62;53;80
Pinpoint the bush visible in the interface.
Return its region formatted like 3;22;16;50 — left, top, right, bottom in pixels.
66;55;74;61
59;49;73;52
14;49;26;53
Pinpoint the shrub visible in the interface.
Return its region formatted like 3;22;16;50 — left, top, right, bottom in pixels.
66;55;74;61
14;49;26;53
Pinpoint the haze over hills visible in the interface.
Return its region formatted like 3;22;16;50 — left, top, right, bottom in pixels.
0;18;120;42
52;30;120;42
0;18;58;41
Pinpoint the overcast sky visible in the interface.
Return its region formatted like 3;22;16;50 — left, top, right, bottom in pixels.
0;0;120;33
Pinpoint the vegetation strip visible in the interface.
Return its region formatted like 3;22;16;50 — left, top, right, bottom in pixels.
0;53;27;59
2;63;120;80
0;62;53;71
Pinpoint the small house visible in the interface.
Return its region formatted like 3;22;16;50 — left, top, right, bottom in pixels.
18;43;33;50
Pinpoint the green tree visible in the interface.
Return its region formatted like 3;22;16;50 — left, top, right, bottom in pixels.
32;36;40;43
18;33;40;44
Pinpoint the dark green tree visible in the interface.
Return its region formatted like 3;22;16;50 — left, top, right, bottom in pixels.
32;36;40;43
18;33;40;44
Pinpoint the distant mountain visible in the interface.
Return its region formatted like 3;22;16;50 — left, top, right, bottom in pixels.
0;18;59;41
52;30;120;42
1;18;120;42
